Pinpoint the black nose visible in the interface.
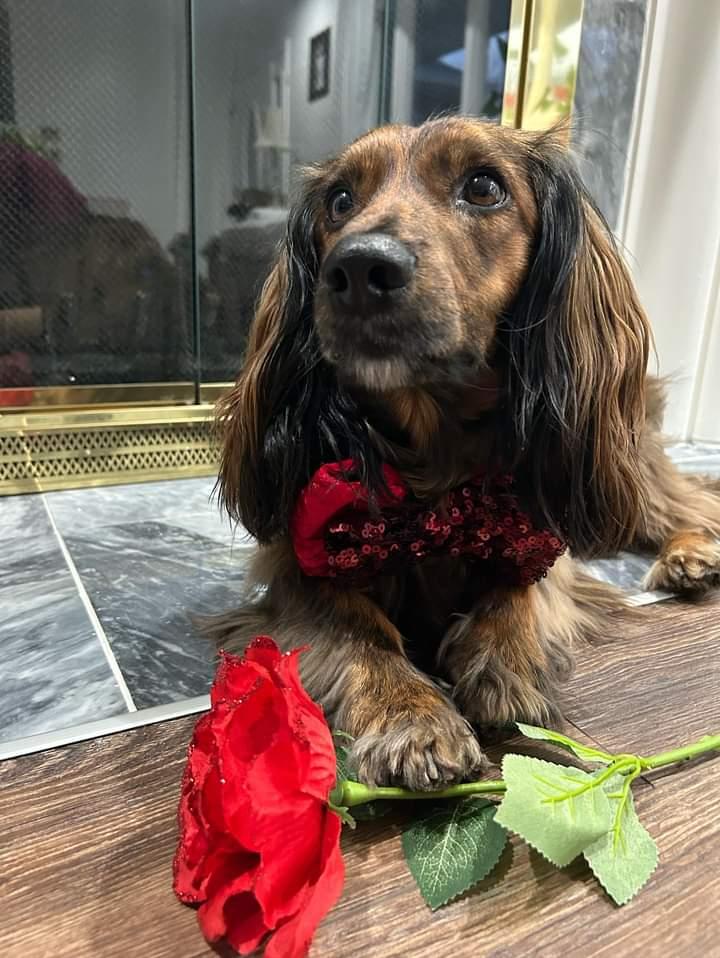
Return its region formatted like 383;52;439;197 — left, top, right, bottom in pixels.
322;233;416;313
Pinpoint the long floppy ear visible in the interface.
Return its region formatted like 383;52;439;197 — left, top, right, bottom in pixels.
215;180;378;543
503;132;652;557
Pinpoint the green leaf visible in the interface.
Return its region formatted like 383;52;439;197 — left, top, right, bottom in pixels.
583;773;659;905
334;743;352;785
495;754;613;867
402;799;508;910
516;723;613;765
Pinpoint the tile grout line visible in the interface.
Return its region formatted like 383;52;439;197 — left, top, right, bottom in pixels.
40;495;138;714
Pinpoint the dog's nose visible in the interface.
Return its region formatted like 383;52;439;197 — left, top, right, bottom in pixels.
322;233;415;312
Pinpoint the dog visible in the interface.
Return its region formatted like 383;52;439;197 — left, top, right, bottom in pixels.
209;118;720;790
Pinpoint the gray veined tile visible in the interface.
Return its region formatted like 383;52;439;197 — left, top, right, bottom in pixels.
62;520;252;709
672;456;720;478
0;494;49;541
0;547;128;744
580;551;655;594
44;476;224;536
0;495;59;576
666;441;720;462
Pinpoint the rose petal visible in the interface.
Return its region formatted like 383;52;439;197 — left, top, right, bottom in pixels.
198;869;261;944
263;812;344;958
242;636;283;673
252;803;326;926
211;654;265;707
224;892;271;955
274;652;337;802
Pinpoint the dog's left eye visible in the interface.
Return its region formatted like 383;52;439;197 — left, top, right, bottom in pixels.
327;188;354;222
462;172;507;209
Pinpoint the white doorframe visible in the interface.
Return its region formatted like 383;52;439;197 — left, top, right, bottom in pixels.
618;0;720;440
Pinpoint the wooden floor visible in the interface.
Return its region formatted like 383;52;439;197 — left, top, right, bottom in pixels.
2;596;720;958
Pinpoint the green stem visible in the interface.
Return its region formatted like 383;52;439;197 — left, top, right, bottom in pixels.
336;731;720;809
642;733;720;770
340;778;506;808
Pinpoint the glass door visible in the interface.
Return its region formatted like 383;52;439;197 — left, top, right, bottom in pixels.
0;0;193;408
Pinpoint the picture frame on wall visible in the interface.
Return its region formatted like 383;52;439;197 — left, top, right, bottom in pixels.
309;28;330;101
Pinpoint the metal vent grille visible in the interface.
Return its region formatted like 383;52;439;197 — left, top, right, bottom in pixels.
0;412;218;494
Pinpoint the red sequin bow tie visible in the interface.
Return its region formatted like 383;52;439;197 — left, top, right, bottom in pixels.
290;459;566;587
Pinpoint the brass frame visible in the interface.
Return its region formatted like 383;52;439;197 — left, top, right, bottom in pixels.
0;404;217;496
501;0;534;128
0;382;196;412
502;0;584;131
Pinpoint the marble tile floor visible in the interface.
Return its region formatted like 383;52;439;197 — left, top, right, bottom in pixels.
1;442;719;752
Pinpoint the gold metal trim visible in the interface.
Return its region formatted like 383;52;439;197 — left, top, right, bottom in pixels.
1;404;219;496
0;382;196;412
199;382;234;404
2;467;217;497
501;0;533;128
502;0;584;133
0;403;215;432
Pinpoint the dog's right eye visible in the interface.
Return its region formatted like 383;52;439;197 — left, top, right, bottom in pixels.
327;188;354;222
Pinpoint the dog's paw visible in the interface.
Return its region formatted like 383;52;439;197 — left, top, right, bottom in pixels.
453;658;562;728
643;531;720;594
349;709;488;790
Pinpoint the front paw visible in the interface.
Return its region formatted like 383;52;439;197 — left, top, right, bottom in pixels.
453;658;561;728
643;532;720;594
349;707;487;790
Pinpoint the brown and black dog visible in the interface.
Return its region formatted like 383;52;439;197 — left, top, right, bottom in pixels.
210;118;720;790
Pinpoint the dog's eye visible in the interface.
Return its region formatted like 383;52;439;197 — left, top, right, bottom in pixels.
462;172;507;209
327;188;354;222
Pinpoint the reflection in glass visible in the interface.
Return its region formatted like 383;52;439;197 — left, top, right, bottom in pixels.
0;0;191;401
195;0;386;382
389;0;511;125
196;0;512;384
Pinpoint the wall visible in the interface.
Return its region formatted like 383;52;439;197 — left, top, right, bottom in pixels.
619;0;720;439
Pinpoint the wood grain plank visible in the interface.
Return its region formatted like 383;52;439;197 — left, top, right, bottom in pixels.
1;596;719;957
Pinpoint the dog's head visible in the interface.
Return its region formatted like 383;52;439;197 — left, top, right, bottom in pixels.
218;118;651;556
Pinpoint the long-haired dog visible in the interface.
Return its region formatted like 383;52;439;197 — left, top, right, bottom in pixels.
210;118;720;789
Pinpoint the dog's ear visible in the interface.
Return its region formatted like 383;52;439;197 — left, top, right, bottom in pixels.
215;178;376;543
503;132;652;556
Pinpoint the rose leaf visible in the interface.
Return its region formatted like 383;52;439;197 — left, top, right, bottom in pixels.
516;723;613;765
402;798;508;910
494;754;613;867
583;773;659;905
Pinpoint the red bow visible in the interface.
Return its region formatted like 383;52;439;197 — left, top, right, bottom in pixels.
290;460;565;587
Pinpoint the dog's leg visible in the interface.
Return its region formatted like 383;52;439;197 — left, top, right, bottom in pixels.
438;556;616;726
635;383;720;594
206;545;486;789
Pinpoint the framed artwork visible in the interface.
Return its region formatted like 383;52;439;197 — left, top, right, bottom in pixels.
309;28;330;101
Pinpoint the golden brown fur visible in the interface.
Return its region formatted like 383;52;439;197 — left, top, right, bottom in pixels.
209;118;720;790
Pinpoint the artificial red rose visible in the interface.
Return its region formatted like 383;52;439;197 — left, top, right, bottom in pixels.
173;637;345;958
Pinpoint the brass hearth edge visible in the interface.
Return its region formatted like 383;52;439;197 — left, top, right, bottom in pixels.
0;403;220;496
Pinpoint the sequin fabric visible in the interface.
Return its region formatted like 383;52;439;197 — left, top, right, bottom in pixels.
291;459;566;587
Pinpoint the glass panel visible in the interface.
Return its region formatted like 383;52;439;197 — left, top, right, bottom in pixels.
572;0;648;229
195;0;385;383
389;0;512;125
0;0;191;404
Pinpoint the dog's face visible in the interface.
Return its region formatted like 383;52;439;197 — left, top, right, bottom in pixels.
219;117;652;557
310;120;538;391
